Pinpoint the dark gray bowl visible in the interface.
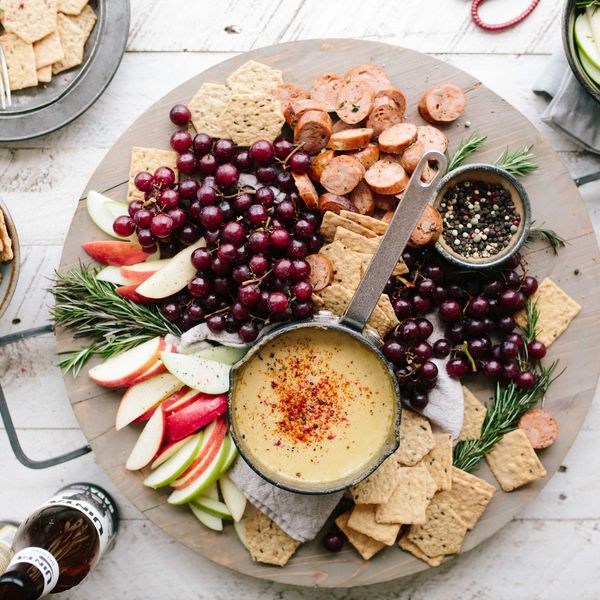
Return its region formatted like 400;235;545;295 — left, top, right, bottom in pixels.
562;0;600;105
432;164;531;270
0;199;20;320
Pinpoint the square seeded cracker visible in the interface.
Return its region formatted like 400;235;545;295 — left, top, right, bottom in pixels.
350;456;400;505
52;12;85;74
34;31;64;69
226;59;283;93
189;82;231;140
0;33;37;90
399;535;444;567
459;386;486;442
319;240;371;289
320;211;379;242
514;277;581;347
393;409;435;467
57;0;89;15
127;147;179;202
64;4;97;40
335;511;385;560
0;209;14;262
375;464;437;525
339;210;389;236
347;504;400;546
485;428;547;492
36;64;53;83
435;467;496;529
422;433;453;492
245;508;301;566
220;92;284;146
1;0;57;44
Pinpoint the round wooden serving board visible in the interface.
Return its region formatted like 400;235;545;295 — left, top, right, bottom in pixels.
58;40;600;587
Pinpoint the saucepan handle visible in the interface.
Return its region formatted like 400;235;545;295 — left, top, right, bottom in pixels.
340;151;447;333
0;325;92;469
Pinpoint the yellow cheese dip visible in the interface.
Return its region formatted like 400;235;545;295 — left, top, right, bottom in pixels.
231;328;397;488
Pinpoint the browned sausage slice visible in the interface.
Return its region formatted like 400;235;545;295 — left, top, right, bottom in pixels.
400;142;424;174
269;83;309;112
378;123;418;154
345;63;392;93
294;110;333;155
310;73;345;112
336;80;374;124
365;159;409;195
518;409;559;449
349;181;375;216
292;173;319;209
318;193;356;215
381;210;395;224
374;192;398;212
348;143;380;170
328;128;373;151
417;125;449;154
320;155;366;195
332;119;364;133
366;96;404;138
308;149;336;183
408;205;443;247
306;254;333;291
374;88;407;117
284;99;327;127
418;83;466;124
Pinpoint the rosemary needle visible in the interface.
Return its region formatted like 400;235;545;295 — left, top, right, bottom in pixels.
445;131;487;173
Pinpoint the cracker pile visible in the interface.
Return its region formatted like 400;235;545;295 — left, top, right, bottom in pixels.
188;60;285;146
0;0;96;91
0;209;14;263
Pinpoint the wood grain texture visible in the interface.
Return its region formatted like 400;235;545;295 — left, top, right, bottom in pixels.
52;39;600;587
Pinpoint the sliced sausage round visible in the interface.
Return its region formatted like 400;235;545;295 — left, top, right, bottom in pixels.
375;88;407;117
294;110;333;155
284;99;327;127
310;72;345;112
374;192;398;212
349;180;375;216
421;163;438;184
320;155;366;195
308;149;336;183
292;173;319;209
365;159;409;195
336;80;374;124
318;193;355;215
328;128;373;151
400;142;425;174
306;254;333;292
378;123;418;154
366;96;404;138
418;82;466;124
269;83;309;112
348;143;380;170
518;409;559;449
417;125;449;154
345;63;392;92
381;210;395;224
408;205;443;247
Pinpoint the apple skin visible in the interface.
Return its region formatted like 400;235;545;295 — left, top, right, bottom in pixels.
125;406;166;471
115;284;156;304
165;394;228;443
129;343;176;388
120;259;171;282
82;241;151;266
132;384;195;424
150;436;191;469
88;337;165;388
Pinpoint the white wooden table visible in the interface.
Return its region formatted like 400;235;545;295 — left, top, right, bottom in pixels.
2;0;600;597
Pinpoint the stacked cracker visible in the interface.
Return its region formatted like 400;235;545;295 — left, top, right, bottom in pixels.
0;0;96;91
0;208;14;264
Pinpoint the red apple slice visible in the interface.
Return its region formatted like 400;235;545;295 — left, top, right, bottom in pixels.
125;407;166;470
150;436;192;469
165;394;228;443
88;337;165;388
129;343;176;387
132;384;198;424
115;284;155;304
120;259;171;282
116;373;184;431
82;241;151;266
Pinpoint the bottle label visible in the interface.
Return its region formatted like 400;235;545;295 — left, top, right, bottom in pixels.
0;524;18;574
7;547;59;597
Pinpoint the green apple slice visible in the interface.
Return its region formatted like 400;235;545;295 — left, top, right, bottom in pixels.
96;266;135;286
219;474;246;522
233;518;249;549
167;436;231;505
144;432;203;488
161;352;231;394
191;497;233;520
219;434;238;476
194;345;248;365
587;6;600;57
189;503;223;531
580;50;600;86
575;13;600;70
86;191;130;240
204;482;219;501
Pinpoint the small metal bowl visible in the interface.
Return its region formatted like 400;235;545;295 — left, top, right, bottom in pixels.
0;199;20;320
432;164;531;270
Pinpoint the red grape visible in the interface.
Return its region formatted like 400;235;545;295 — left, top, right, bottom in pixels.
270;228;290;249
198;154;218;175
275;200;296;222
502;360;520;380
134;209;153;229
276;170;294;192
192;133;212;156
439;299;462;322
161;302;181;321
289;151;310;174
234;193;253;214
158;188;180;210
467;295;489;318
169;104;191;126
291;259;310;281
500;340;519;360
113;216;135;237
399;320;419;343
206;314;226;332
392;298;413;319
446;356;469;379
255;186;275;207
267;291;289;314
288;239;307;258
134;171;154;192
516;370;536;389
199;206;223;231
213;139;236;163
239;321;259;342
420;361;438;381
409;392;429;410
293;280;313;301
191;247;211;271
292;300;313;319
136;228;153;246
413;341;433;361
249;140;275;165
215;163;239;188
217;242;237;263
154;166;176;188
179;224;200;245
247;204;268;226
170;130;192;153
177;152;197;173
483;359;502;379
188;276;211;298
527;340;546;360
274;138;294;161
233;149;252;171
521;275;538;297
433;338;451;358
256;166;276;184
168;208;187;229
150;214;174;238
274;258;293;280
238;284;260;306
249;254;269;276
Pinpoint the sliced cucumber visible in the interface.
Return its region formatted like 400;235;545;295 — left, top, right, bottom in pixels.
189;503;223;531
575;13;600;70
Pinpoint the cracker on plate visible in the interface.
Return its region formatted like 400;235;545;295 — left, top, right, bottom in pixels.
127;147;179;202
350;456;400;505
52;12;85;74
57;0;89;15
320;211;379;241
485;428;547;492
33;30;64;69
65;4;97;40
514;277;581;347
226;59;283;93
422;433;453;492
36;64;53;83
393;409;435;466
335;511;385;560
334;227;380;254
339;209;389;236
220;92;284;146
245;507;301;566
375;464;437;525
347;504;400;546
0;210;14;262
459;386;487;442
319;240;371;289
1;0;57;44
398;535;444;567
189;82;231;140
0;33;38;90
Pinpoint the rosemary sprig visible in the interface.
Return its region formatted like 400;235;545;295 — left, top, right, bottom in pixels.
527;224;567;255
517;298;540;345
51;264;180;376
494;145;539;176
445;131;487;173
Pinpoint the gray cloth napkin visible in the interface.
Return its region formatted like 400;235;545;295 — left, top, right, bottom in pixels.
533;45;600;154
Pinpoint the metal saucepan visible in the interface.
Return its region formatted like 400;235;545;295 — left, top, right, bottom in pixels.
228;151;447;494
